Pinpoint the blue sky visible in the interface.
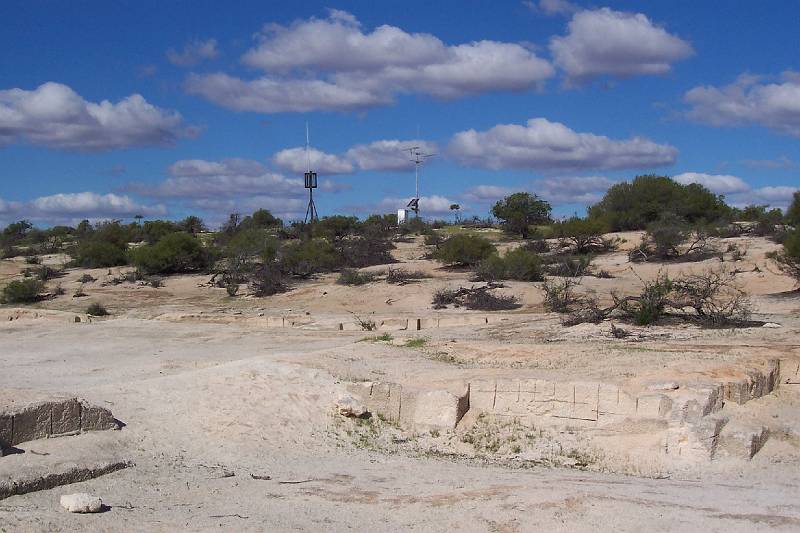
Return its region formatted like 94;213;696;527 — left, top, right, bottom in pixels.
0;0;798;227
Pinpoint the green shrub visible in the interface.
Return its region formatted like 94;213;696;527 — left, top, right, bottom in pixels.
554;217;608;253
280;239;341;277
503;248;544;281
474;249;544;282
73;241;128;268
434;234;496;266
786;192;800;227
336;236;395;268
385;268;429;284
473;255;507;282
542;254;593;277
1;278;45;303
616;273;673;325
129;232;210;275
315;215;359;241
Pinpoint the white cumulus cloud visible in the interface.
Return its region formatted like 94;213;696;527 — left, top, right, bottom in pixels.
448;118;677;172
0;82;191;151
550;8;692;82
187;10;553;113
272;147;354;174
684;71;800;137
673;172;751;195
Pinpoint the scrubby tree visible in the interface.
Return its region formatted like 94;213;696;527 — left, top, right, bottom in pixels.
786;192;800;227
588;175;730;231
180;215;206;234
491;192;552;239
554;217;608;253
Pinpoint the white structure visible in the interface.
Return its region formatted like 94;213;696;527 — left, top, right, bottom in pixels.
397;209;409;225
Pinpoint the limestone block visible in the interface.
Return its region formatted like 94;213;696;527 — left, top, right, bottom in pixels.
598;384;637;416
665;417;727;461
79;402;117;432
636;393;672;418
554;382;574;404
0;413;12;449
765;359;780;392
378;318;409;331
724;378;751;405
417;318;439;330
493;380;520;414
266;316;285;328
340;322;364;331
469;380;496;410
437;316;487;328
718;423;769;459
51;398;81;436
411;389;470;430
534;380;556;402
12;402;51;445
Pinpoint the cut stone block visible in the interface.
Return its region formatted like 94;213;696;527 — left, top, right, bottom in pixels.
468;380;496;410
665;417;727;461
79;401;118;432
636;393;672;418
11;402;52;445
411;389;470;430
493;380;520;414
0;414;12;451
266;316;285;327
378;318;409;331
417;318;439;330
718;422;770;459
51;398;81;436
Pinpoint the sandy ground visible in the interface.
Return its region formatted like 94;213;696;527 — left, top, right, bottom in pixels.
1;232;799;531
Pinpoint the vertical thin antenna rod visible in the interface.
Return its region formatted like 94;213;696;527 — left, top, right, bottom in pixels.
305;121;310;173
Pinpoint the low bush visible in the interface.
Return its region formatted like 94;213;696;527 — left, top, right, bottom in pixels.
385;268;429;284
433;234;496;267
474;249;544;282
25;255;41;265
337;268;379;286
769;229;800;284
542;278;585;313
280;239;341;277
554;217;609;253
72;241;128;268
2;278;45;303
77;273;97;283
337;236;395;268
86;302;109;316
542;254;593;277
249;264;288;296
129;232;211;275
432;285;520;311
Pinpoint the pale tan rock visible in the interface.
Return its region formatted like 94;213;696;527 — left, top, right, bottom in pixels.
60;493;103;513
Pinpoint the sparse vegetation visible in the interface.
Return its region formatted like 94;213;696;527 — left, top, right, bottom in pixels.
337;268;379;286
769;229;800;284
432;285;520;310
385;268;429;284
1;278;45;303
86;302;110;316
474;248;544;282
433;234;496;267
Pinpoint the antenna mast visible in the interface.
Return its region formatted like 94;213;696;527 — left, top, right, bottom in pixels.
403;146;435;218
303;122;318;224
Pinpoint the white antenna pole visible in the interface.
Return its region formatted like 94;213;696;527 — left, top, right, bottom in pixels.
305;121;310;173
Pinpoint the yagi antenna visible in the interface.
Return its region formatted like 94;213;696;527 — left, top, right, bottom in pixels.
400;145;435;218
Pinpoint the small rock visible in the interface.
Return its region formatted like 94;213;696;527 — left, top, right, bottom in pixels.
762;322;782;328
336;395;369;418
60;493;103;513
646;381;680;391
